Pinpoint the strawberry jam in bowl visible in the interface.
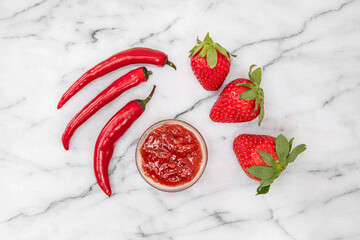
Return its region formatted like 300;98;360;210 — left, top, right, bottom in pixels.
135;119;207;192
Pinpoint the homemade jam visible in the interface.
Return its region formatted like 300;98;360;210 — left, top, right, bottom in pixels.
140;123;203;187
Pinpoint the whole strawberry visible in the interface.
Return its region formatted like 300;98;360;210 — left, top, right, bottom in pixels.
233;134;307;194
189;33;236;91
209;65;265;125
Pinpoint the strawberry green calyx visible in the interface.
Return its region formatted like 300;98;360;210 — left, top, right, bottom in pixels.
189;32;236;69
246;134;307;195
237;65;265;126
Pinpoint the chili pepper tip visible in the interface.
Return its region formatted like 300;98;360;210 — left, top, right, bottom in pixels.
105;190;112;197
57;100;64;109
165;60;177;70
136;85;156;110
144;85;156;104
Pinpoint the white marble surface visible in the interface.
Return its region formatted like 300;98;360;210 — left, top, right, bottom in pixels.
1;0;360;239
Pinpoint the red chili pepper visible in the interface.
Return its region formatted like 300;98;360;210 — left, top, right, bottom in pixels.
62;67;152;150
94;85;156;196
57;47;175;109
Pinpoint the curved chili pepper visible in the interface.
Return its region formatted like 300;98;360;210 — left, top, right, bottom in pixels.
58;47;175;109
94;85;156;196
62;67;152;150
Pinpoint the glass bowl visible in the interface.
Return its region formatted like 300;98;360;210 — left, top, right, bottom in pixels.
135;119;208;192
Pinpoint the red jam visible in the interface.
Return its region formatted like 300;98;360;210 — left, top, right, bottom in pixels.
140;124;203;187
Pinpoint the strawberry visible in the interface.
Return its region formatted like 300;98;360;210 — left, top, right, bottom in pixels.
209;65;265;125
233;134;307;194
189;33;236;91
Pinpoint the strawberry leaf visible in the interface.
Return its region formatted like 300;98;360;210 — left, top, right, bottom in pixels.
250;67;262;85
189;44;204;57
237;82;254;89
199;45;208;58
258;151;278;168
248;64;257;77
240;89;257;100
206;45;217;68
257;175;278;195
214;43;230;61
253;97;260;114
289;137;294;151
260;177;274;187
189;46;195;53
256;185;270;195
258;101;265;126
247;166;277;180
204;32;211;42
197;36;201;44
287;144;307;163
275;134;289;167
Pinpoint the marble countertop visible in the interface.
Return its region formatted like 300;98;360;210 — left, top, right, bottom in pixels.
1;0;360;239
